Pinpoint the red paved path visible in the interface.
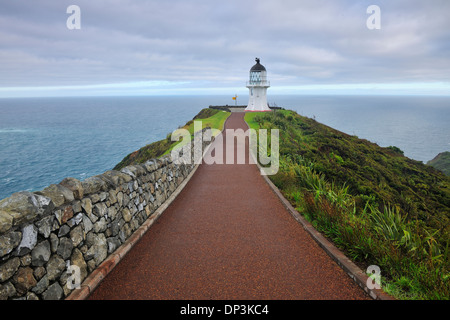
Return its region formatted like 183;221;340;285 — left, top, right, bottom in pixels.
88;112;369;300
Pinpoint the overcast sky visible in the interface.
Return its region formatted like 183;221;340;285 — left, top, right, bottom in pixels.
1;0;450;97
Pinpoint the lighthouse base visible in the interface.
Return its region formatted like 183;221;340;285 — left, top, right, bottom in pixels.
245;104;271;112
246;85;270;112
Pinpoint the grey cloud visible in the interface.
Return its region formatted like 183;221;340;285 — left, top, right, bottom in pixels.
0;0;449;92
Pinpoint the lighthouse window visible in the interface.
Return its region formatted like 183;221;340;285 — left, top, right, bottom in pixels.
250;72;261;83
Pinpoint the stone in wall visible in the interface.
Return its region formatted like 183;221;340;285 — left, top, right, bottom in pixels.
15;225;38;256
0;231;22;258
60;177;84;200
0;192;53;230
31;241;51;267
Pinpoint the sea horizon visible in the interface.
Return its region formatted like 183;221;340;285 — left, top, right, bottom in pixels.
0;94;449;200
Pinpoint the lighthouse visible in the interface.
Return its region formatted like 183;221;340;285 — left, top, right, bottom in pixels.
245;58;271;112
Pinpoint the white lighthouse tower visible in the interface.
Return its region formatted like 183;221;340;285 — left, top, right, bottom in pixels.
245;58;271;112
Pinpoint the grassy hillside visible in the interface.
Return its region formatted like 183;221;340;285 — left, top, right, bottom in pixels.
245;110;450;300
114;108;230;170
428;152;450;176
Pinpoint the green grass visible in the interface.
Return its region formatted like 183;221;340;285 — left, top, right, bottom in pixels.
114;108;230;170
427;151;450;176
162;109;230;156
244;111;265;130
247;109;450;300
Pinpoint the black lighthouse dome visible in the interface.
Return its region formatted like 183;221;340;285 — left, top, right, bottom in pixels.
250;58;266;72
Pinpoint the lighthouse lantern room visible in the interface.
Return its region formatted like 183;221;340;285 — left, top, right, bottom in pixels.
245;58;271;112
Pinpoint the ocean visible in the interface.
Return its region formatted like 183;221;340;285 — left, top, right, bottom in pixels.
0;94;449;200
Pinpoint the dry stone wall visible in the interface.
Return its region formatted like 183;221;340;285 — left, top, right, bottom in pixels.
0;132;210;300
